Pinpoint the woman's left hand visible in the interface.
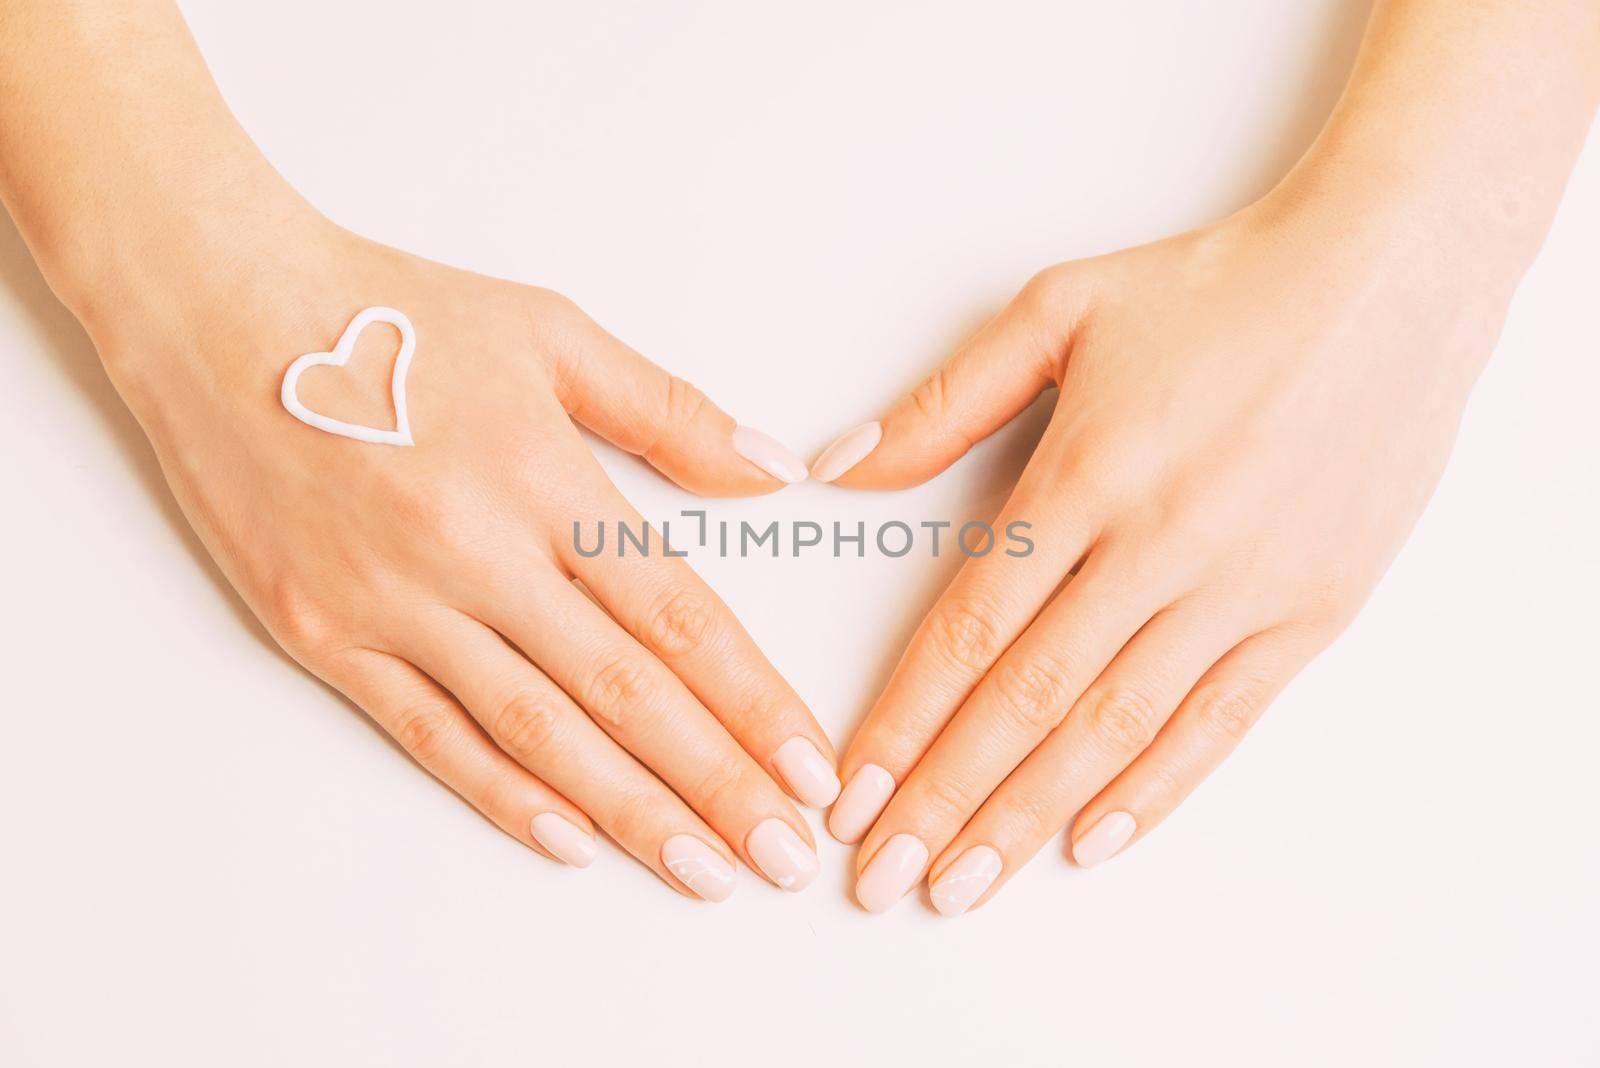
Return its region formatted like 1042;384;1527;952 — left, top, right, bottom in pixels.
814;194;1510;914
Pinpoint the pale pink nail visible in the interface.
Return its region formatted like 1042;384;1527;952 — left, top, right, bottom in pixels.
828;764;896;843
746;818;821;892
855;833;928;914
731;426;808;483
530;813;597;868
772;737;841;808
810;421;882;483
929;845;1002;917
1073;811;1137;868
661;835;737;901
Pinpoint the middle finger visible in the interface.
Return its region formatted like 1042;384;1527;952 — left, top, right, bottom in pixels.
471;553;821;893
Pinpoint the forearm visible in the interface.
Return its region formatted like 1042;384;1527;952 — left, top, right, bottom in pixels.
0;1;319;335
1264;0;1600;292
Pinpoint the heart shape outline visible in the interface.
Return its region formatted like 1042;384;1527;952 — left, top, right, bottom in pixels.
281;306;416;446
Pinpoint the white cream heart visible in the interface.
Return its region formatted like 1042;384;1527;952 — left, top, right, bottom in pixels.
281;306;417;446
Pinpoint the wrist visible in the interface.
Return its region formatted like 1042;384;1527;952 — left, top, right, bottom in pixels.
1247;145;1532;307
30;162;331;343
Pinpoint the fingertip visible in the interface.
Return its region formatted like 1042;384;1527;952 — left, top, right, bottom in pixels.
730;425;808;484
810;421;882;483
828;763;896;843
530;812;599;868
773;736;842;809
1071;810;1137;868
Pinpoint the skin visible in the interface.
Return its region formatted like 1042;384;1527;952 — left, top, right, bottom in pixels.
0;2;833;897
830;0;1600;912
2;0;1595;914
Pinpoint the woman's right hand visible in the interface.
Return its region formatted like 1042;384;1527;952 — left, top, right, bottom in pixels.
89;212;836;901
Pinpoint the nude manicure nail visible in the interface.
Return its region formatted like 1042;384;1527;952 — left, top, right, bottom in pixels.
1073;811;1137;868
746;818;821;892
731;426;808;483
929;845;1002;917
772;737;841;808
810;421;882;483
855;833;929;914
828;763;896;843
530;812;598;868
661;835;737;901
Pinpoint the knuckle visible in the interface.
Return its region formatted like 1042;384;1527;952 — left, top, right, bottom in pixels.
916;772;975;825
643;376;711;462
1016;267;1065;316
528;286;583;324
1084;687;1161;753
990;654;1074;733
471;776;520;825
1000;787;1057;843
1016;264;1083;331
691;761;748;815
393;481;482;554
261;579;333;657
1192;687;1258;742
927;598;1004;673
663;375;710;431
607;789;658;846
489;691;566;764
392;701;460;766
910;364;950;425
643;586;716;658
586;653;654;731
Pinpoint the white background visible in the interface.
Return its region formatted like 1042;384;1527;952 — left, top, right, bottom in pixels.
2;2;1597;1064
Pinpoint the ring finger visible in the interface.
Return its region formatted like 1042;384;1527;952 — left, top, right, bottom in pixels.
398;609;753;900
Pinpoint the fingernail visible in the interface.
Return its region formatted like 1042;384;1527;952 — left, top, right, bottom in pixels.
746;818;821;892
661;834;737;901
772;737;841;808
731;426;808;483
530;812;598;868
929;845;1002;917
1073;811;1137;868
828;763;896;843
855;833;929;913
810;421;882;483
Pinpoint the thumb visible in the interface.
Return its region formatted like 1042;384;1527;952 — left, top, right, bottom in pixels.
812;268;1086;490
549;307;807;496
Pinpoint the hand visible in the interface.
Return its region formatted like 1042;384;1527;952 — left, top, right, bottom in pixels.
817;197;1507;914
97;214;835;900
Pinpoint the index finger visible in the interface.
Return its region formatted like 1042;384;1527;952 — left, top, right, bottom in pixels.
828;431;1101;841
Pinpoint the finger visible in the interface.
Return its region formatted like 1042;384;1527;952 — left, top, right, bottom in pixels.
397;610;744;901
321;647;598;868
1068;626;1318;869
919;600;1245;915
829;429;1099;843
545;301;806;495
815;268;1088;489
562;508;841;809
470;562;822;893
851;552;1181;913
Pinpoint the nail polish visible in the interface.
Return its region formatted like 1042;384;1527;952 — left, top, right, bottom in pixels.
661;834;737;901
929;845;1002;916
1073;811;1136;868
746;818;821;892
828;764;896;843
530;812;598;868
772;737;841;808
731;426;808;483
810;421;882;483
855;833;928;913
